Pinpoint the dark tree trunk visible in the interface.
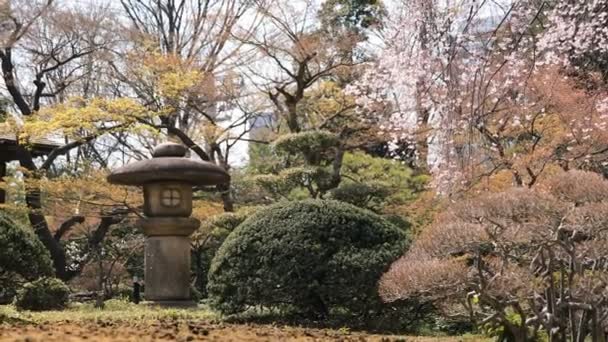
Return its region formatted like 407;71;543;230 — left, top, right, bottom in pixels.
16;146;72;280
286;102;300;133
133;281;141;304
499;327;527;342
0;161;6;204
218;182;234;212
414;107;430;172
306;292;328;319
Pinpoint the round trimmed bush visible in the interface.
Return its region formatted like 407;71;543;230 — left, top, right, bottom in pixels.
0;213;53;303
15;277;70;311
207;199;408;316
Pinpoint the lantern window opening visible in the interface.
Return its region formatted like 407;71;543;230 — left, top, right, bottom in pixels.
161;188;182;207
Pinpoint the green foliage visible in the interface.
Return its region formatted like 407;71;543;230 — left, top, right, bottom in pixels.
105;223;145;280
481;310;546;341
319;0;386;35
190;285;202;303
207;200;408;317
330;152;428;211
232;171;274;206
113;284;133;300
272;131;339;165
381;214;412;232
0;213;53;303
244;131;343;199
249;166;340;200
329;181;391;212
432;316;475;336
249;173;294;198
206;212;249;233
192;211;252;297
247;143;281;174
247;149;428;206
14;277;70;311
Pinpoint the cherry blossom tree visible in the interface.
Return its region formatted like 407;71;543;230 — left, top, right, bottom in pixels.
353;0;608;192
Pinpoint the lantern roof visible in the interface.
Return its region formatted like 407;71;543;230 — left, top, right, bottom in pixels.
107;142;230;186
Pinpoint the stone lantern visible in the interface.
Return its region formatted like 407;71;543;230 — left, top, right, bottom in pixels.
107;142;230;306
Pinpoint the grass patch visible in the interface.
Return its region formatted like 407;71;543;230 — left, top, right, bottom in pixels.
0;302;494;342
0;299;217;325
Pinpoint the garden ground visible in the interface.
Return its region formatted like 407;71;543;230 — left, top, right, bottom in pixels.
0;302;490;342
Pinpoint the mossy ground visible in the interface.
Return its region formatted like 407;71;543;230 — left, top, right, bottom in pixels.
0;301;490;341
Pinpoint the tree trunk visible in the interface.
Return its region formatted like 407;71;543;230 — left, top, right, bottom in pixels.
414;84;430;173
500;326;527;342
414;2;433;174
592;309;605;342
575;311;588;342
306;292;328;319
218;182;234;212
16;146;73;280
0;161;6;204
94;244;105;309
286;101;300;133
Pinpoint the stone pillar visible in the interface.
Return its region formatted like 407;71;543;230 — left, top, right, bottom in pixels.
145;236;191;301
139;216;199;306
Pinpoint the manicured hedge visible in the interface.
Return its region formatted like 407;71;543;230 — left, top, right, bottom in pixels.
207;199;408;317
0;213;53;280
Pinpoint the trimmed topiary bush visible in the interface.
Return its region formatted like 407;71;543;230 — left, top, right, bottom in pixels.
272;130;339;158
15;277;70;311
207;199;408;317
0;213;53;303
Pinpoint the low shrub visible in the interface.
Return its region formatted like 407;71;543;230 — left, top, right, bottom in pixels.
0;213;53;303
15;277;70;311
207;199;408;317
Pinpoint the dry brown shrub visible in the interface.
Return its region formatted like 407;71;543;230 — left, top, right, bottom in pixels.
380;169;608;340
379;253;468;303
546;170;608;204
